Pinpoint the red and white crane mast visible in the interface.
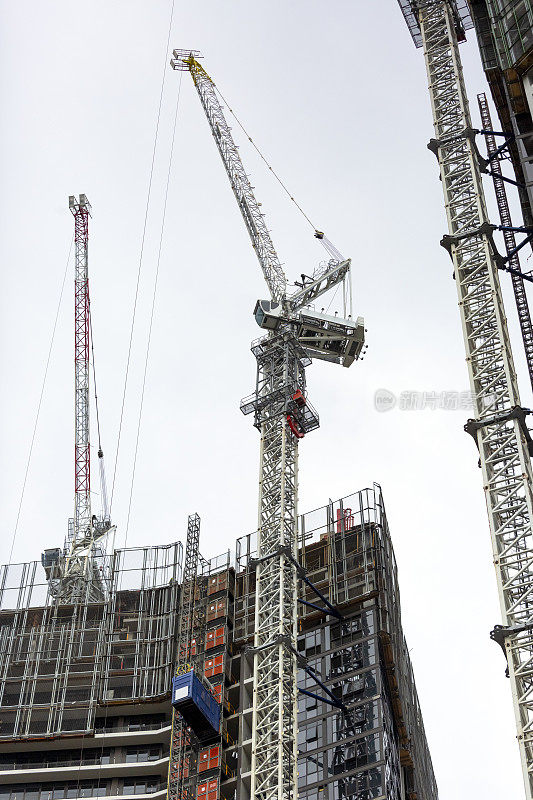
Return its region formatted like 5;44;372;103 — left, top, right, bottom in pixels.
72;193;92;550
42;195;112;602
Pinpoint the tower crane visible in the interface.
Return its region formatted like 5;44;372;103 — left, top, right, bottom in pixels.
169;51;365;800
41;195;113;602
398;2;533;796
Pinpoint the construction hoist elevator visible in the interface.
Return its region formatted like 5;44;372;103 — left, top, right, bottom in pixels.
168;513;219;800
169;51;365;800
398;1;533;795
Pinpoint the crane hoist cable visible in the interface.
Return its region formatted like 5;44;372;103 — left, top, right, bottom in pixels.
122;70;183;550
89;304;110;521
110;0;177;516
8;234;73;566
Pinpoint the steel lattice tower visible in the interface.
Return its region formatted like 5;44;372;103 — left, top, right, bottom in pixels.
250;332;302;800
62;194;100;599
73;196;91;545
399;2;533;794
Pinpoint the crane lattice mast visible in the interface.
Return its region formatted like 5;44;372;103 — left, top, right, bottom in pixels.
170;51;365;800
72;194;92;560
398;2;533;795
42;195;112;602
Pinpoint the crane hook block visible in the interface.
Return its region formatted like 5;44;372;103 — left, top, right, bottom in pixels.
287;414;305;439
314;230;324;239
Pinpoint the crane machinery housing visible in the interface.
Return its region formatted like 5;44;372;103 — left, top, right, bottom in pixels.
398;1;533;796
168;50;365;800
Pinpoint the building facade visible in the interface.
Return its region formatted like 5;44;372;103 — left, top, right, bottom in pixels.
0;487;437;800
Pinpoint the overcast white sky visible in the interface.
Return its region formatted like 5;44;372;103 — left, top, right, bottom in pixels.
1;1;531;797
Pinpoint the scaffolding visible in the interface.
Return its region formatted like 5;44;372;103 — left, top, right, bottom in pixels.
0;542;182;739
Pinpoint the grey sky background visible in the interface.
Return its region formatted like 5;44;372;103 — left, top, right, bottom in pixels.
1;1;530;797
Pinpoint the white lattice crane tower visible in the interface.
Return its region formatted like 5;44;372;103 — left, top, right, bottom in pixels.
170;52;365;800
398;1;533;795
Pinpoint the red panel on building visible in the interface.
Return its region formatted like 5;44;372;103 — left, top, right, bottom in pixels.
207;598;226;622
199;745;221;772
206;626;225;650
198;779;219;800
208;573;228;595
204;654;224;678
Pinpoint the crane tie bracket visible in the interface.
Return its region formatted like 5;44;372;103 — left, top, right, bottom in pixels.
249;544;304;576
440;220;497;257
427;126;515;171
427;125;478;157
244;635;346;710
491;623;533;677
464;406;533;457
441;221;533;279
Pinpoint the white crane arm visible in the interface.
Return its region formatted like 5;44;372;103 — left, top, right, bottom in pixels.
288;258;351;311
171;51;287;303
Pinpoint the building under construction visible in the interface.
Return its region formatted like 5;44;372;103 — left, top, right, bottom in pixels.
0;486;437;800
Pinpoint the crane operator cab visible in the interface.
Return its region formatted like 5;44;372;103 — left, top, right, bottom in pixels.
254;300;365;368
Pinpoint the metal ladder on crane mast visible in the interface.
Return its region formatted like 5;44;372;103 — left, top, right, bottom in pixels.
477;91;533;395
